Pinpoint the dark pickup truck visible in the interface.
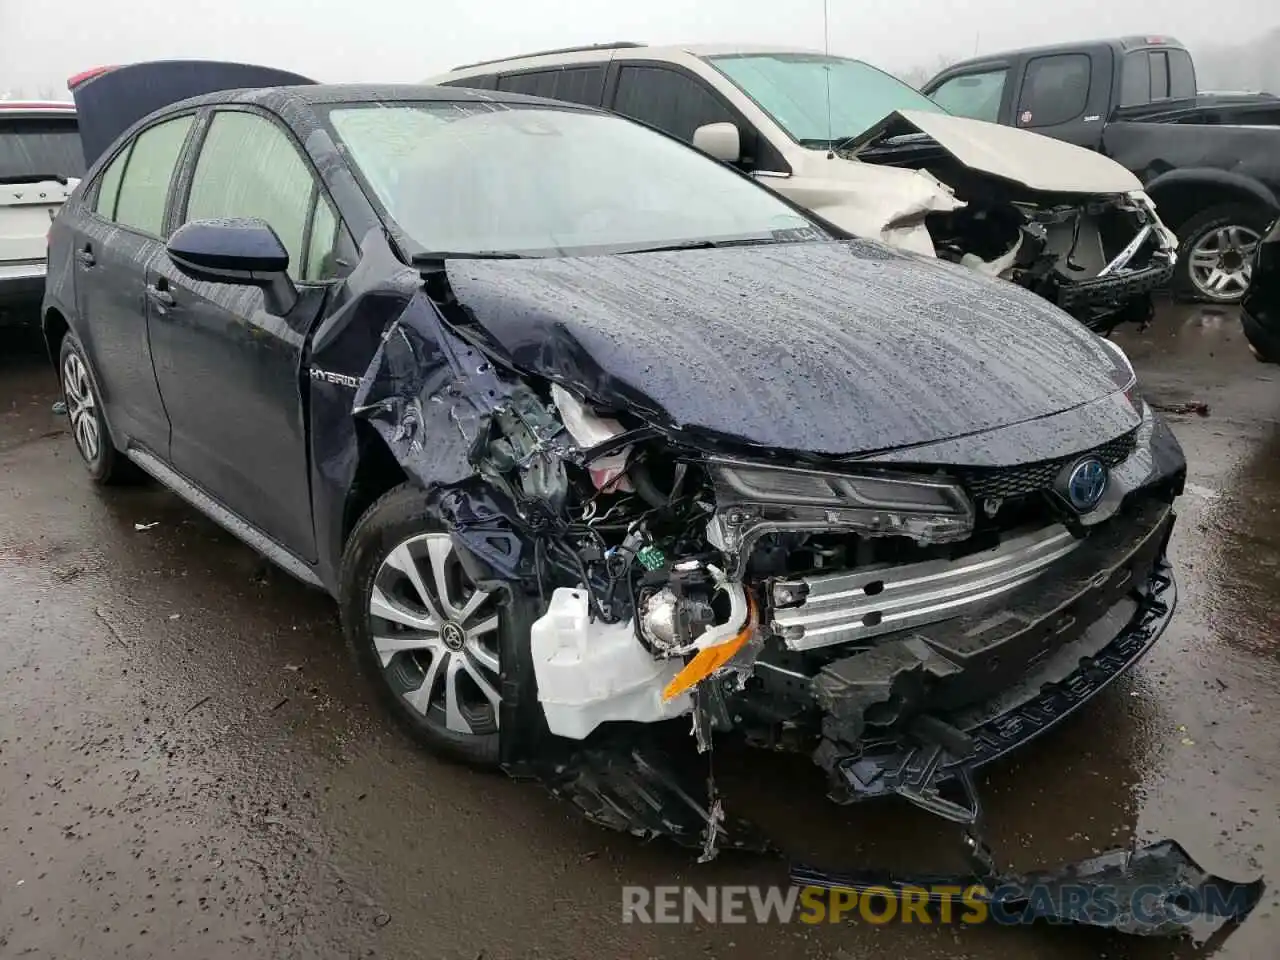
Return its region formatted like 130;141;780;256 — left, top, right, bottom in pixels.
922;36;1280;305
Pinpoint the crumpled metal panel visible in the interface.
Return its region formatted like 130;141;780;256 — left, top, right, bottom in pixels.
445;241;1126;456
351;290;503;489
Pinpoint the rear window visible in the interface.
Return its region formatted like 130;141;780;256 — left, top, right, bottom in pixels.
0;116;85;180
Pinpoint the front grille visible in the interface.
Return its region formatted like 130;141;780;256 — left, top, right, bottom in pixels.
957;429;1138;501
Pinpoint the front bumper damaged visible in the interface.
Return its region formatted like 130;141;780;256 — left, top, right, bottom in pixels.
521;545;1263;937
833;559;1174;808
813;498;1176;791
789;560;1265;938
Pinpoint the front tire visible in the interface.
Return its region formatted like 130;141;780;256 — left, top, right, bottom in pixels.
57;333;136;485
1173;203;1268;304
339;484;503;766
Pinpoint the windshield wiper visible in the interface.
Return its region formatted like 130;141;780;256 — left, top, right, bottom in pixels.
619;237;788;255
410;251;527;266
0;173;71;186
798;137;862;149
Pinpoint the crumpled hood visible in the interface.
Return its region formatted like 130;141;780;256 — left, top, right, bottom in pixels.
444;240;1125;456
847;110;1143;196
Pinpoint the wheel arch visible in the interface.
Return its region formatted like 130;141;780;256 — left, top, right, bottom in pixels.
42;306;70;367
1145;169;1279;235
340;419;409;550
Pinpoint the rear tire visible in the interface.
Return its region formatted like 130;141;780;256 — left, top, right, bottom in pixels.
1172;203;1269;304
339;484;504;767
57;332;139;485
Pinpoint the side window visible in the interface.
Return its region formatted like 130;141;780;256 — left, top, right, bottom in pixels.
93;144;131;220
1167;49;1196;99
497;67;606;106
552;66;606;106
304;195;344;282
113;115;194;235
496;70;558;98
928;69;1008;122
612;65;736;141
184;110;330;281
1120;52;1151;107
437;74;497;91
1018;54;1091;126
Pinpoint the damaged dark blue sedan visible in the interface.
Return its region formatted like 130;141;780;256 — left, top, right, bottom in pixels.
42;61;1261;936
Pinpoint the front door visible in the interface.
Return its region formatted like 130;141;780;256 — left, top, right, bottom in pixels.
147;108;350;562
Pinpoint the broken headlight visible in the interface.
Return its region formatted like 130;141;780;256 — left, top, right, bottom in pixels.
706;459;975;573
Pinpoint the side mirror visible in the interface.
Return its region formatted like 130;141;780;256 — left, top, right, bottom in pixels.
166;218;298;315
692;122;742;163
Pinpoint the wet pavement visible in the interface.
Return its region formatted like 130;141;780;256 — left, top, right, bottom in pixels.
0;302;1277;959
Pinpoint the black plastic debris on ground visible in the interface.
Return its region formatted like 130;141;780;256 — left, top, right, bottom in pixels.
792;838;1264;938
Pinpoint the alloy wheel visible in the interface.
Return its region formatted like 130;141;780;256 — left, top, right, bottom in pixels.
368;533;502;735
61;352;101;464
1188;225;1260;301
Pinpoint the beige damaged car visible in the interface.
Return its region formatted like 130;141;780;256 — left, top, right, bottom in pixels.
431;43;1177;333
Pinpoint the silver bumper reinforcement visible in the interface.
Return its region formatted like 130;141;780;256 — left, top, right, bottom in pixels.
769;523;1080;652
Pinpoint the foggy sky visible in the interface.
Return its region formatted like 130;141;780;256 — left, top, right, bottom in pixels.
1;0;1274;97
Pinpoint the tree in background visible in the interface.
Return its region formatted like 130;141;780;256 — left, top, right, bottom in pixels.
1193;28;1280;92
893;52;955;89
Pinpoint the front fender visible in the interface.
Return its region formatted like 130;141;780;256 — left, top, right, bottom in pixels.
1144;167;1280;215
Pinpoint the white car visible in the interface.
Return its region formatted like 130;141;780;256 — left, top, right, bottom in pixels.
429;43;1177;332
0;100;81;326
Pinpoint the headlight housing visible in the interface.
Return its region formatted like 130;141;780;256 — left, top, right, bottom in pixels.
1097;336;1141;410
706;459;974;574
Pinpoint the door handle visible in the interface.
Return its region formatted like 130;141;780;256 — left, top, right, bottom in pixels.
75;248;95;267
146;284;176;309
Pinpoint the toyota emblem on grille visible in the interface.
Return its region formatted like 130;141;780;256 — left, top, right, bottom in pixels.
1062;457;1108;512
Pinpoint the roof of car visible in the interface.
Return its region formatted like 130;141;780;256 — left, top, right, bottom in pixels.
439;43;832;78
76;79;602;178
942;35;1188;70
183;82;570;110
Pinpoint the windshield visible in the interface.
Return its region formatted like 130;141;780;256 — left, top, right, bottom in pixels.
707;53;948;146
0;116;85;180
322;101;820;258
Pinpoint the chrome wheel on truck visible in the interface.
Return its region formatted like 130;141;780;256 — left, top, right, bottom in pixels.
1175;204;1268;304
1188;224;1260;301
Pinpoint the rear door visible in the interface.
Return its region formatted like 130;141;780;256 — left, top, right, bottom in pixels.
148;106;353;561
70;112;195;455
605;61;787;173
